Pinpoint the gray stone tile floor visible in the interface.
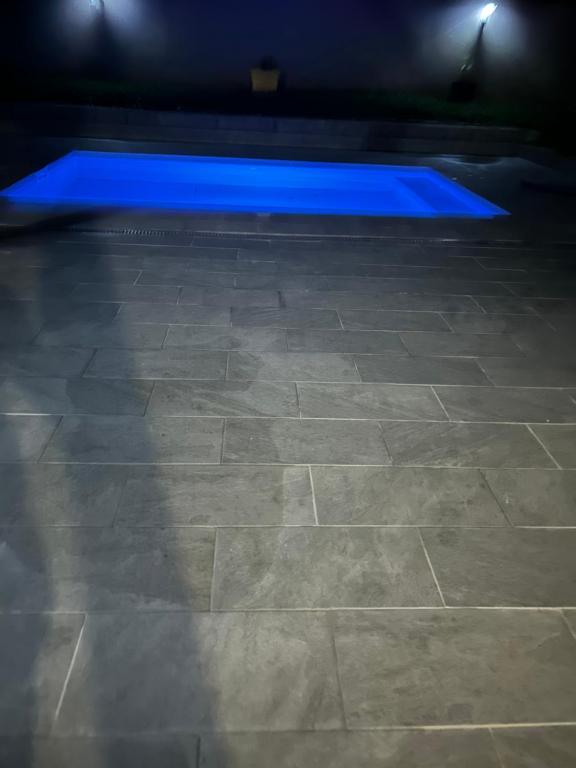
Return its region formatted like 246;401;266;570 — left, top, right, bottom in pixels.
2;231;576;765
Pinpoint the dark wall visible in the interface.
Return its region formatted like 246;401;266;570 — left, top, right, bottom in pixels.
2;0;573;98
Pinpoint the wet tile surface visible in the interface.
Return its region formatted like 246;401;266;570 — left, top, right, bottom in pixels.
381;421;554;468
401;331;523;357
0;464;125;525
148;380;298;417
435;386;576;423
0;526;215;611
297;383;446;420
212;527;441;609
86;350;228;380
333;610;576;726
42;416;223;463
530;425;576;468
55;612;343;733
117;465;314;526
492;727;576;768
165;326;287;351
199;730;500;768
286;329;406;354
0;415;60;461
0;377;153;416
0;736;199;768
356;355;491;385
422;528;576;606
227;352;360;382
0;613;84;734
223;418;391;464
5;230;576;761
312;466;506;525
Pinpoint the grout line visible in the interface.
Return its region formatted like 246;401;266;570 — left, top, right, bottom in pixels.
418;529;447;608
489;729;507;768
430;387;452;421
308;466;320;526
36;416;63;464
160;325;171;349
142;381;157;416
329;616;349;729
79;349;98;377
439;313;456;332
561;611;576;643
22;460;566;470
52;613;86;728
219;419;227;465
526;425;562;469
209;530;219;612
468;296;487;314
294;383;302;418
480;470;515;528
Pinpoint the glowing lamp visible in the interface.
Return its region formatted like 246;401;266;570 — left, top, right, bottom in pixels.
479;3;498;23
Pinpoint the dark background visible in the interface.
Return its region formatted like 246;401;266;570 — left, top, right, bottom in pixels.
1;0;574;139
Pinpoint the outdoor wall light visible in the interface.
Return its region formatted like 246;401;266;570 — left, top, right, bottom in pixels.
479;3;498;24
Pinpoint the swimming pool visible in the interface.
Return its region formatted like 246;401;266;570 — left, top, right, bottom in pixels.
1;151;508;218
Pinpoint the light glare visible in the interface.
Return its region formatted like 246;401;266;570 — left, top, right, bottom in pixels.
479;3;498;23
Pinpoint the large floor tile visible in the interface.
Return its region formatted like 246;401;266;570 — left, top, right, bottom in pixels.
0;415;60;461
484;469;576;526
435;386;576;423
34;321;168;349
237;275;511;295
298;383;446;420
423;528;576;606
231;307;340;329
86;350;228;380
281;291;480;312
228;352;359;382
286;329;405;354
212;527;441;609
42;416;223;463
0;736;198;768
401;331;523;357
312;466;506;525
0;613;84;734
137;270;234;288
199;730;499;768
339;310;449;332
180;288;280;308
442;313;550;334
165;326;287;351
479;357;576;387
71;284;180;304
0;377;153;416
0;348;93;377
223;418;391;465
118;304;230;325
0;464;125;525
0;526;214;611
527;425;576;468
381;421;555;468
117;465;314;525
356;355;491;385
492;727;576;768
148;381;298;417
55;612;343;733
333;609;576;727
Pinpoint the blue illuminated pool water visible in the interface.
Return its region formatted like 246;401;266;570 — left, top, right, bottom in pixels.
1;151;508;218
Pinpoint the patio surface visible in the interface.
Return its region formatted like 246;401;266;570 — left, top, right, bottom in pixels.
2;198;576;764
